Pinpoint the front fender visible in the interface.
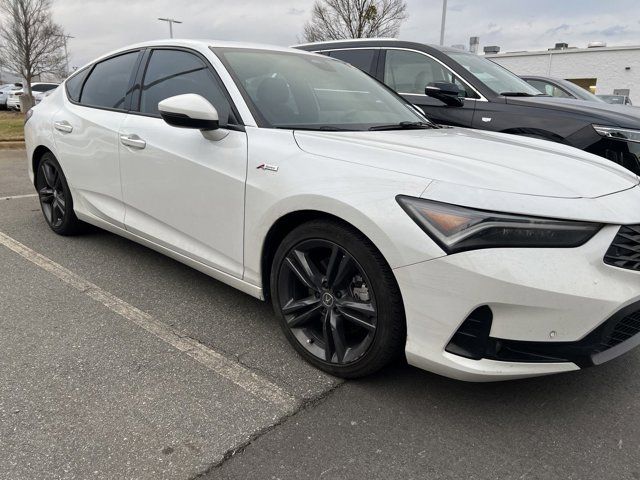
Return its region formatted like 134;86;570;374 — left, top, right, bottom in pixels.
242;128;443;288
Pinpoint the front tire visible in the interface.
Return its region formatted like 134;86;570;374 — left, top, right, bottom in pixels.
35;152;84;235
270;220;406;378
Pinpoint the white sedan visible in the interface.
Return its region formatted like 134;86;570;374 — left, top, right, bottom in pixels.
24;40;640;381
8;82;58;110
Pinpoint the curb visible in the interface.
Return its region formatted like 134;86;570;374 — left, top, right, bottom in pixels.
0;141;25;149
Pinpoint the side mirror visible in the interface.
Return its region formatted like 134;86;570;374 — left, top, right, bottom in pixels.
425;82;464;107
158;94;228;141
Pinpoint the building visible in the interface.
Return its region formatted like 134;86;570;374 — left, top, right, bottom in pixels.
485;43;640;104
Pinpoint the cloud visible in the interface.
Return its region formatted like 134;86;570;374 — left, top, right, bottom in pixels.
50;0;640;68
545;23;570;35
588;24;629;37
402;0;640;52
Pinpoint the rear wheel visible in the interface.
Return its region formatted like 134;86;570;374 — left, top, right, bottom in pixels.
270;220;405;378
35;152;84;235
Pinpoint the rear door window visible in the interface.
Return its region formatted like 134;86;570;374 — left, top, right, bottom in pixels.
328;49;377;75
80;51;139;110
65;68;90;102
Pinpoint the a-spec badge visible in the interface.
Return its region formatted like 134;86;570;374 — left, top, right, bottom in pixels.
256;163;279;172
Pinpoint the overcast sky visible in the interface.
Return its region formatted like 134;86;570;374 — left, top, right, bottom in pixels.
52;0;640;69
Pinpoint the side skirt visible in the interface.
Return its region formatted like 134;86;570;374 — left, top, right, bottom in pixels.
75;210;265;301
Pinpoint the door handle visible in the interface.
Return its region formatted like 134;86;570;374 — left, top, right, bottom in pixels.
120;134;146;150
53;120;73;134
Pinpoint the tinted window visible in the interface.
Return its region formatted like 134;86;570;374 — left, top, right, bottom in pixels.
65;68;90;102
81;51;139;109
329;49;376;74
384;49;475;98
32;84;57;92
526;79;571;98
139;49;233;124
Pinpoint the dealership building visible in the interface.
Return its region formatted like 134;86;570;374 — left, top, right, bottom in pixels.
485;43;640;104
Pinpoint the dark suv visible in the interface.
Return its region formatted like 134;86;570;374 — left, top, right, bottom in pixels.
296;39;640;175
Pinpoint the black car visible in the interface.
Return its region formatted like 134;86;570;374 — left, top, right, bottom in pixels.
521;75;606;103
296;39;640;175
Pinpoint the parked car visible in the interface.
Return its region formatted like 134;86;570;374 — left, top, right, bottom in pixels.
598;94;633;106
7;82;58;111
0;83;22;109
521;75;606;103
25;40;640;381
296;39;640;175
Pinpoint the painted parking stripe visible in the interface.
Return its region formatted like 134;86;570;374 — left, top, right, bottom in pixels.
0;193;38;201
0;230;297;411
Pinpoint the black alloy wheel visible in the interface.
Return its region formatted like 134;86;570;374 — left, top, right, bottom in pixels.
278;239;377;364
35;153;83;235
271;220;405;378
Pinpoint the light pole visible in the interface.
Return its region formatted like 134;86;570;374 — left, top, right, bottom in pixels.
55;34;74;76
439;0;447;46
158;17;183;38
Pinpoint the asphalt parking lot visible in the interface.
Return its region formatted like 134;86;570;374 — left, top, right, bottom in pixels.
1;149;639;480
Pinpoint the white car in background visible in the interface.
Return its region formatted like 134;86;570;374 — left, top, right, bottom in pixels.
0;83;22;109
8;82;58;110
24;40;640;381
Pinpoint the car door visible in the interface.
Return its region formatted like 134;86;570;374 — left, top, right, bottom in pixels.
118;48;247;278
380;49;477;127
52;50;141;228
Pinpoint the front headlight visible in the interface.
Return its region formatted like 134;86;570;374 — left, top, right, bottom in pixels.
396;196;602;254
593;125;640;144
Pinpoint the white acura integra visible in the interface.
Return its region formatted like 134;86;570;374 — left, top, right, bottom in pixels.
25;40;640;381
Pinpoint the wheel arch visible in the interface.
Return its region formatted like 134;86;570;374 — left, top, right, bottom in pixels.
31;145;55;185
260;209;397;301
499;127;567;144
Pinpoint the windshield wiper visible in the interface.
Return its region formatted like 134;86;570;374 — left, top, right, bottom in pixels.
368;121;435;131
275;125;356;132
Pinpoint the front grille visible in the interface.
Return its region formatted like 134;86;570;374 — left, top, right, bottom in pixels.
600;309;640;350
604;225;640;271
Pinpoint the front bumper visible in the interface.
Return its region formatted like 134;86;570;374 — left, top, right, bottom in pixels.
394;225;640;381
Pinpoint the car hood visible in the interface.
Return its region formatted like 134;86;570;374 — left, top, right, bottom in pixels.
294;127;639;199
506;96;640;129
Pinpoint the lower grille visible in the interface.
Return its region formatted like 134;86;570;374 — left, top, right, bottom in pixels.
446;302;640;367
604;225;640;271
600;309;640;350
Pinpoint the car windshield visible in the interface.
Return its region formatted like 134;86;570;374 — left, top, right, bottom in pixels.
215;48;427;131
448;52;542;96
557;79;605;102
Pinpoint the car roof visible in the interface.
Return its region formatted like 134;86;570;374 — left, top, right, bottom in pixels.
71;39;320;75
293;38;460;53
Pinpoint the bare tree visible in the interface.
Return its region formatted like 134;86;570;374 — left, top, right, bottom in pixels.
303;0;407;42
0;0;66;111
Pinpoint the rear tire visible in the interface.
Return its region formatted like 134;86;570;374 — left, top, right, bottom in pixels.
270;219;406;378
35;152;85;235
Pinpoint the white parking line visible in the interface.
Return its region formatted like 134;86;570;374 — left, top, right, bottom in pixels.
0;230;297;411
0;193;38;201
